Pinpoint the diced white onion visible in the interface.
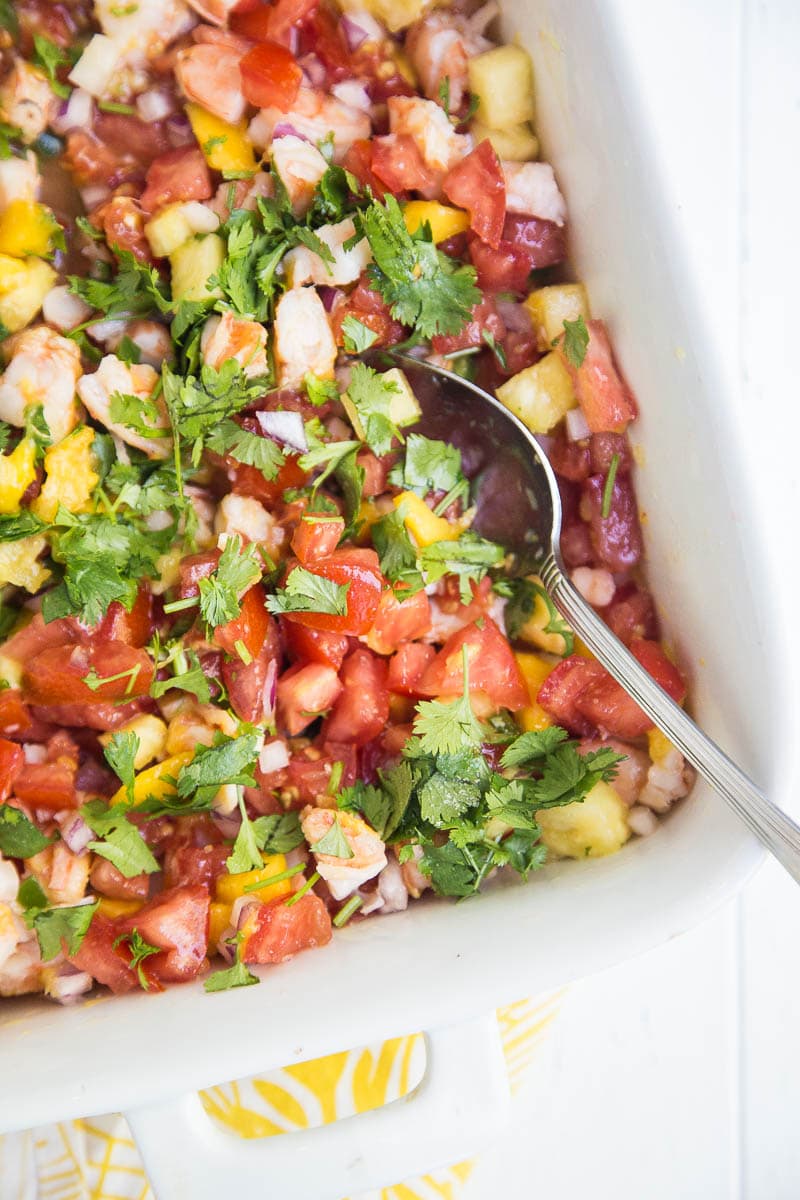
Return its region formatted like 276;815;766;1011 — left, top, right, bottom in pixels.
565;407;591;442
49;967;94;1003
136;89;174;123
341;9;385;42
68;34;122;99
42;285;92;332
330;80;372;112
0;858;19;904
80;184;110;210
628;806;659;837
52;88;94;134
259;739;290;775
256;409;308;453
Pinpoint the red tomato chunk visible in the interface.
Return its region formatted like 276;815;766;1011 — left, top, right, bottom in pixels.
240;893;332;964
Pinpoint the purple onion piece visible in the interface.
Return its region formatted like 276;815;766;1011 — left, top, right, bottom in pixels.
272;122;311;143
298;53;327;89
341;13;369;51
262;659;278;724
58;813;94;855
317;285;342;313
256;409;309;453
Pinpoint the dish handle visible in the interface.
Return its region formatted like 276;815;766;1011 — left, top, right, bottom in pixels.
125;1012;510;1199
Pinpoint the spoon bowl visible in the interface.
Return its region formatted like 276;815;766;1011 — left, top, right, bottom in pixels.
378;351;800;884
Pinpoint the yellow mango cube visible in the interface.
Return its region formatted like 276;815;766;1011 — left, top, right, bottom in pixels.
208;901;232;950
403;201;470;243
514;575;574;657
215;854;292;904
468;44;535;130
32;426;99;523
525;283;591;352
393;490;458;548
0;200;59;258
537;781;630;859
111;751;194;808
337;0;434;33
514;651;554;731
0;535;50;591
0;258;56;332
187;103;257;174
96;898;144;920
0;438;36;514
496;351;577;435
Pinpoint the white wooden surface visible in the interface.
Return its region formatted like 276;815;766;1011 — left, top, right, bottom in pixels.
461;2;800;1197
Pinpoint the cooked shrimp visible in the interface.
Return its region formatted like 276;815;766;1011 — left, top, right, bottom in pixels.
249;88;371;161
406;11;491;113
185;0;240;25
284;217;372;288
274;287;337;388
201;312;268;379
0;327;81;444
109;319;174;369
214;492;278;549
0;150;39;211
176;43;247;125
95;0;196;64
571;566;616;608
301;806;387;900
503;162;567;226
0;59;57;145
208;170;275;221
580;737;649;807
639;743;693;813
388;95;471;176
270;135;329;218
0;906;41;997
78;354;170;457
0;856;18;905
399;843;431;899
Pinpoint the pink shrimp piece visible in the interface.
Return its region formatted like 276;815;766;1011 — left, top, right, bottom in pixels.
176;40;247;124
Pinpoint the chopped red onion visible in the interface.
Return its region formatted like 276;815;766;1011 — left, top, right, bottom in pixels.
233;895;261;931
299;53;327;89
256;409;308;453
565;407;591;441
259;739;290;774
49;966;93;1004
496;299;533;333
262;658;278;724
165;112;192;147
341;13;370;51
317;284;342;312
331;79;371;111
212;812;241;840
272;123;311;143
57;813;94;855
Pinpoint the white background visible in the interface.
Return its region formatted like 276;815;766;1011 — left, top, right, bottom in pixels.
462;2;800;1196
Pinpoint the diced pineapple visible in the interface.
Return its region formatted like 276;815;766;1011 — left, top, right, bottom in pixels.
515;575;574;657
402;201;470;242
215;854;293;905
186;103;257;174
32;426;99;522
514;651;554;731
472;122;539;162
0;200;58;258
468;44;535;130
496;351;576;434
336;0;435;33
537;781;630;859
0;258;56;332
525;283;591;352
100;713;167;769
0;535;50;591
169;233;225;302
0;438;36;514
342;367;421;440
0;254;27;295
393;491;459;548
146;202;219;258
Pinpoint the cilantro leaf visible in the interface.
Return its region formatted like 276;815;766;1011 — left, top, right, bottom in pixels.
500;727;570;769
0;803;52;859
82;800;160;878
250;811;305;855
418;841;482;898
341;315;378;353
370;507;424;591
503;830;548;878
206;420;286;479
0;510;46;543
412;685;485;757
204;956;259;992
533;744;625;808
102;731;140;805
113;929;161;990
344;363;402;456
559;315;590;368
334;448;364;530
18;876;48;916
338;760;412;841
389;434;465;499
68;250;171;319
32;35;73;99
266;565;349;617
310;816;353;859
420;532;505;602
177;733;260;808
226;791;264;874
150;647;211;704
198;537;262;630
33;901;98;962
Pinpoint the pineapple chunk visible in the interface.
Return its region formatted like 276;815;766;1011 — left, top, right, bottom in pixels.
516;576;574;657
0;200;58;258
336;0;435;33
537;781;630;859
472;122;539;163
496;351;577;434
146;202;218;258
0;255;27;295
468;45;535;130
169;233;225;302
186;103;256;174
0;535;50;591
99;713;167;769
0;438;36;514
32;426;99;522
0;258;56;332
403;201;470;242
525;284;591;352
342;367;421;440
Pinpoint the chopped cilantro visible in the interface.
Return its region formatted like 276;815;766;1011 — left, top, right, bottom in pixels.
33;901;98;963
102;731;140;805
226;790;264;875
559;315;589;368
266;565;349;617
345;362;402;456
341;315;378;353
113;929;161;989
206;419;286;479
176;733;260;809
304;373;339;407
250;811;305;855
32;35;73;99
601;453;620;519
204;955;259;992
0;511;46;542
0;803;53;859
388;434;465;500
81;799;160;878
198;537;262;630
309;816;353;859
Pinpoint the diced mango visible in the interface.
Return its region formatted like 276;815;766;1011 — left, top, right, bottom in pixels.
0;254;27;295
648;727;675;765
394;490;458;548
31;426;98;523
337;0;435;33
525;283;591;352
0;200;58;258
402;201;470;243
169;233;225;302
468;44;535;130
515;575;574;657
208;900;232;950
496;351;577;435
472;122;539;162
514;651;554;731
111;751;194;808
0;258;56;333
0;438;36;514
96;898;144;920
215;854;292;904
537;781;630;859
187;103;257;175
0;535;50;591
100;714;168;770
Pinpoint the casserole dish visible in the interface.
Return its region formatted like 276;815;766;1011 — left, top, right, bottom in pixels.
0;1;789;1194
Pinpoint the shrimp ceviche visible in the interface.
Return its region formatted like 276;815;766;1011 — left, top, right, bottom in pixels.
0;0;692;1004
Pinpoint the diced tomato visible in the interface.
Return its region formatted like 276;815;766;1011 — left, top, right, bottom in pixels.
3;614;83;662
572;640;687;740
589;432;633;475
0;737;23;802
583;473;643;572
98;195;153;264
283;621;349;671
178;550;220;599
371;135;437;197
223;645;278;724
536;655;606;736
560;520;594;568
140;145;212;214
559;319;638;434
387;642;436;695
162;841;230;891
230;454;309;505
602;583;658;646
442;140;506;250
89;858;150;901
503;214;566;269
93;112;172;166
277;662;343;735
0;690;33;738
96;586;154;648
239;41;302;111
549;433;591;483
431;296;505;356
282;549;384;636
496;327;539;377
68;914;137;995
214;586;272;660
301;6;351;82
13;731;79;811
240;892;332;964
120;885;210;984
418;617;529;712
23;641;154;705
232;0;317;44
331;278;406;349
468;234;534;294
29;699;146;733
323;648;390;746
342;140;389;200
357;450;391;498
291;516;345;565
366;589;431;655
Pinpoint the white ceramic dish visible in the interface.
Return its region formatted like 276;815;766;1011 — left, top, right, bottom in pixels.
0;2;792;1196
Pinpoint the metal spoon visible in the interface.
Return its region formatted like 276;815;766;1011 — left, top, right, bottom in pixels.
380;351;800;883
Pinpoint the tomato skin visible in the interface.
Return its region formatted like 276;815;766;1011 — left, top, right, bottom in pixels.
119;885;210;984
97;586;154;648
387;642;436;696
230;454;308;505
162;841;230;891
331;276;406;349
282;550;384;636
371;134;436;197
442;140;506;249
291;516;344;565
13;731;79;811
0;691;33;739
365;589;431;655
583;473;643;573
178;550;219;599
536;656;606;737
420;618;529;712
468;234;533;295
232;0;317;44
277;662;343;736
22;641;154;705
3;614;84;662
602;584;658;646
573;639;686;740
69;914;137;995
140;145;213;215
239;41;302;110
342;140;389;200
223;644;279;724
559;319;638;434
323;648;390;746
0;737;23;803
240;892;332;964
283;621;349;671
503;214;566;269
214;585;272;660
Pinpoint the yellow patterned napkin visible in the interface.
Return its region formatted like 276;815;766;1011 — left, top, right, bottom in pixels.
0;995;559;1200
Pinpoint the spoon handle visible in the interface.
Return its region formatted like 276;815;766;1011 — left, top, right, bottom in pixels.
540;555;800;883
